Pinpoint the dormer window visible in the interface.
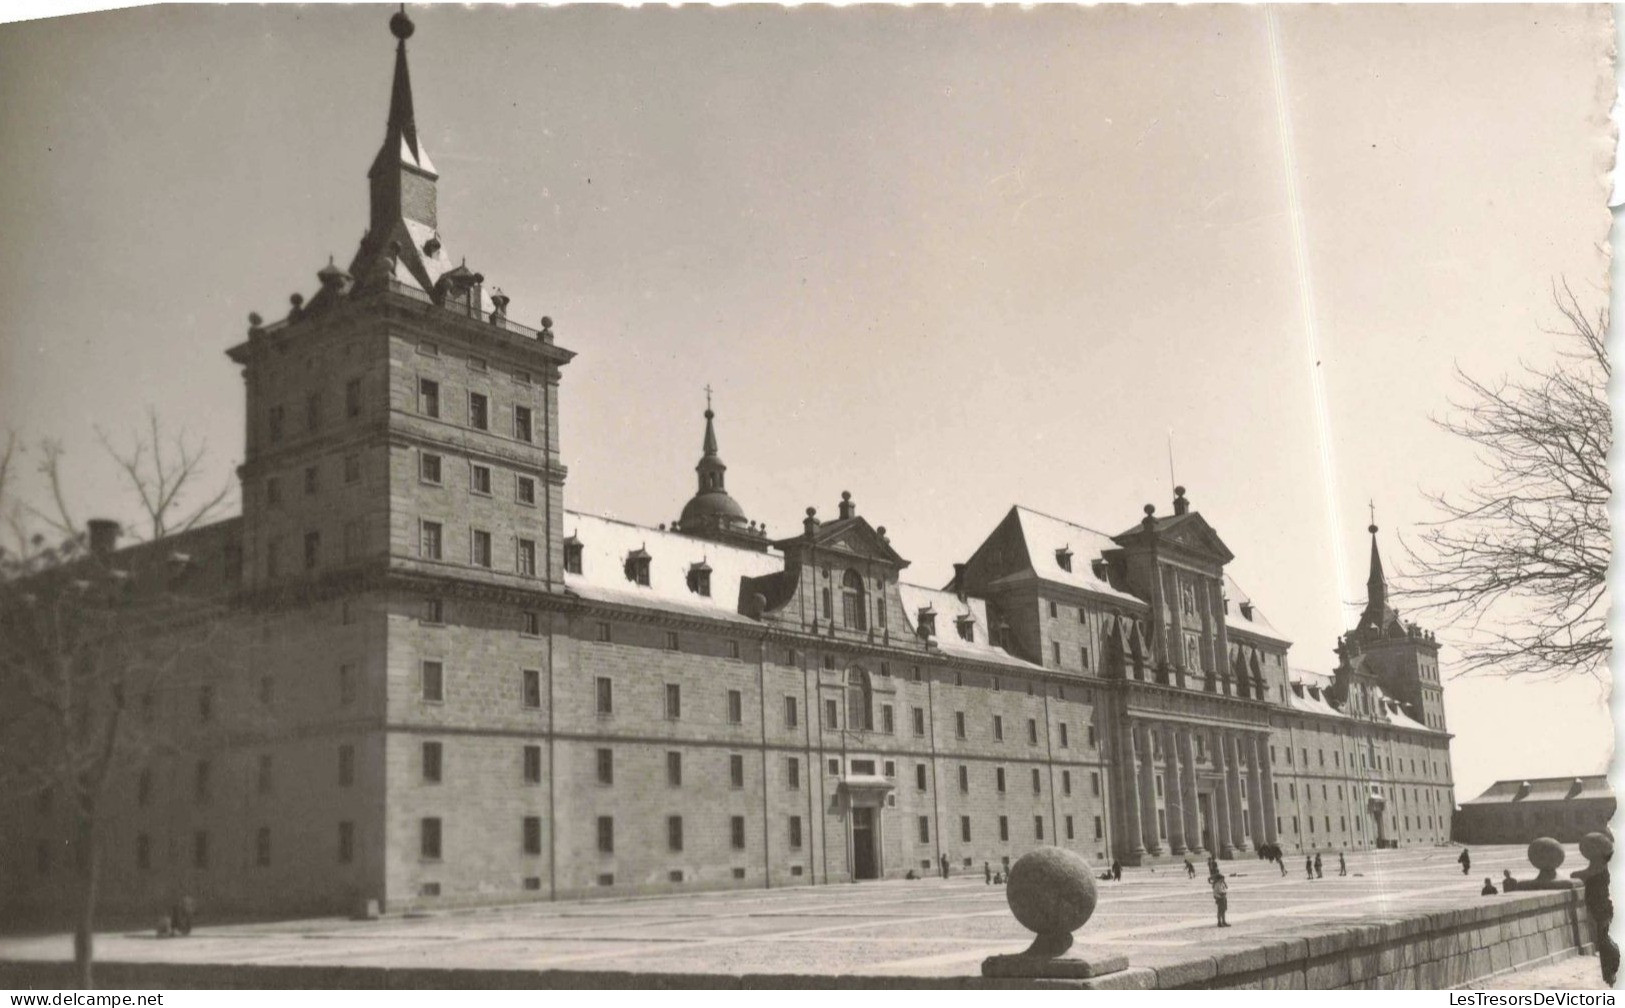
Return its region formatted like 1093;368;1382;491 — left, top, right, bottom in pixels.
563;537;583;575
955;615;976;643
917;606;937;639
1055;547;1073;573
686;562;712;597
624;548;651;587
1239;601;1254;621
1090;558;1108;580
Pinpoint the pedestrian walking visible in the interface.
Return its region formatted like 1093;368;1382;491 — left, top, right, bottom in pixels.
984;861;992;884
940;853;949;880
1314;853;1323;879
1184;858;1195;879
1338;851;1347;877
1305;856;1314;880
1459;848;1472;875
1211;873;1230;927
1278;849;1287;876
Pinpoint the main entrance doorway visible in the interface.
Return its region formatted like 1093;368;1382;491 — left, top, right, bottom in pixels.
852;806;879;880
1197;792;1214;853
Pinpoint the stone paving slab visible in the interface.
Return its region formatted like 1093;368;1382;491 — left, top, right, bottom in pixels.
0;845;1591;987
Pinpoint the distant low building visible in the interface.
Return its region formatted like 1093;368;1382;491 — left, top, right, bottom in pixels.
1453;776;1614;844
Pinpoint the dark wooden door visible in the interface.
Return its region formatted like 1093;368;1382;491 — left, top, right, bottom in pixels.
852;807;878;880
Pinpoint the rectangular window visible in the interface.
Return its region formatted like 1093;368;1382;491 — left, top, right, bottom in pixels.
667;751;683;787
1027;718;1038;744
523;816;542;855
419;379;440;418
912;707;926;736
730;815;747;850
825;698;838;728
730;754;745;788
420;452;442;484
469;392;489;430
420;520;443;560
961;816;972;842
1034;816;1045;841
1087;725;1097;748
1090;771;1101;797
597;621;612;643
338;744;355;787
999;816;1010;841
789;816;804;849
994;715;1003;741
524;745;543;783
882;704;895;734
1052;641;1061;665
471;464;492;495
338;821;354;864
665;630;680;651
514;405;533;442
1032;768;1042;794
305;392;322;432
421;661;444;702
346;377;362;418
1062;770;1072;796
516;475;536;505
959;765;969;792
784;696;798;727
916;764;928;791
918;816;931;844
517;538;536;576
421;818;442;860
996;768;1006;793
787;756;801;790
521;669;541;708
1081;645;1091;669
1065;815;1075;840
595;817;615;854
666;684;681;719
727;689;743;724
471;529;492;567
422;741;443;783
667;816;684;852
955;712;966;738
595;677;612;715
522;610;540;636
303;530;321;569
424;597;444;623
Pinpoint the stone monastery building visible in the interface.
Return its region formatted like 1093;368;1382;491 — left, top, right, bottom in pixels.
6;11;1456;917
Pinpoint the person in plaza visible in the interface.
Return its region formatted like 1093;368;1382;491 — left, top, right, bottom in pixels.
1314;853;1323;879
1502;869;1516;892
1582;851;1618;985
1305;855;1315;880
1211;872;1230;927
1278;849;1288;876
170;893;195;937
939;853;949;879
1185;858;1196;879
984;861;992;884
1111;859;1123;882
1459;848;1472;875
1339;851;1347;877
1480;877;1498;896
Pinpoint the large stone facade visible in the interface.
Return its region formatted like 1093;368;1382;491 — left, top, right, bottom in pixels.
2;12;1456;920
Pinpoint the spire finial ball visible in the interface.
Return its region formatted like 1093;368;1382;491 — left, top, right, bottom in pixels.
1368;524;1379;535
1143;504;1156;516
842;491;852;502
806;507;817;518
1174;485;1186;497
389;7;415;41
540;316;553;330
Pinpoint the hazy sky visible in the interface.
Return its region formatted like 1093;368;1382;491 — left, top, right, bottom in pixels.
0;3;1612;802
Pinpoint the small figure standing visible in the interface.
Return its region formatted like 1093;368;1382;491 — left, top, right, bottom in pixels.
1480;877;1498;896
1459;848;1472;875
1338;851;1347;877
1584;859;1618;985
170;894;195;937
1184;858;1195;879
1111;859;1123;882
1211;873;1230;927
984;861;992;885
940;853;949;880
1278;850;1288;877
1314;853;1323;879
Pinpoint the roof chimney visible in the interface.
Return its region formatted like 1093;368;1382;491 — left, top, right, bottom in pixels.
1172;485;1189;516
87;519;121;559
950;562;967;599
838;491;855;520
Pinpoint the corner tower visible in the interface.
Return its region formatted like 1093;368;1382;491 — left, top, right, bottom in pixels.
227;7;575;595
1338;521;1446;730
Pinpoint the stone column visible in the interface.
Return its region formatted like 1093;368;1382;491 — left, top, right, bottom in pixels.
1134;722;1163;855
1162;723;1188;855
1256;734;1278;844
1246;734;1267;846
1178;727;1204;855
1225;734;1250;852
1166;568;1186;689
1118;720;1145;860
1212;576;1232;697
1211;729;1236;857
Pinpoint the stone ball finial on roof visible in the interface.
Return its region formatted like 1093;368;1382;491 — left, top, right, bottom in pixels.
248;312;262;327
1174;485;1186;497
1143;504;1155;516
390;6;415;40
842;491;851;501
541;316;553;330
806;507;817;517
1004;848;1098;958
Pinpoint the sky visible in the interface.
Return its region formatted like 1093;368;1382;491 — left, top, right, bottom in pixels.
0;3;1613;803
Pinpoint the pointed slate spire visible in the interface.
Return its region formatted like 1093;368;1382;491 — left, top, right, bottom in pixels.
696;387;726;494
1365;522;1387;611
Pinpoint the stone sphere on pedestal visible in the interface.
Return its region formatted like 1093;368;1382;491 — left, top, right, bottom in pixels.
1528;837;1565;881
1006;847;1098;957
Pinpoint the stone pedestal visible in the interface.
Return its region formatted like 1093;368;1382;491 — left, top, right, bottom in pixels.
982;951;1129;979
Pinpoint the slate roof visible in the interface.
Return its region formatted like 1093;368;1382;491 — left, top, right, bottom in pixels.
1461;775;1614;806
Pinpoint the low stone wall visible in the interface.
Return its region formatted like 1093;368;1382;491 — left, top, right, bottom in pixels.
0;889;1597;990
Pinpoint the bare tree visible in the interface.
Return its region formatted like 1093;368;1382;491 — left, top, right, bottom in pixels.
96;407;233;542
0;428;243;987
1403;283;1610;680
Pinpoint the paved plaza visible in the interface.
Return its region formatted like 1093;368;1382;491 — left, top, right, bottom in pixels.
0;845;1607;987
